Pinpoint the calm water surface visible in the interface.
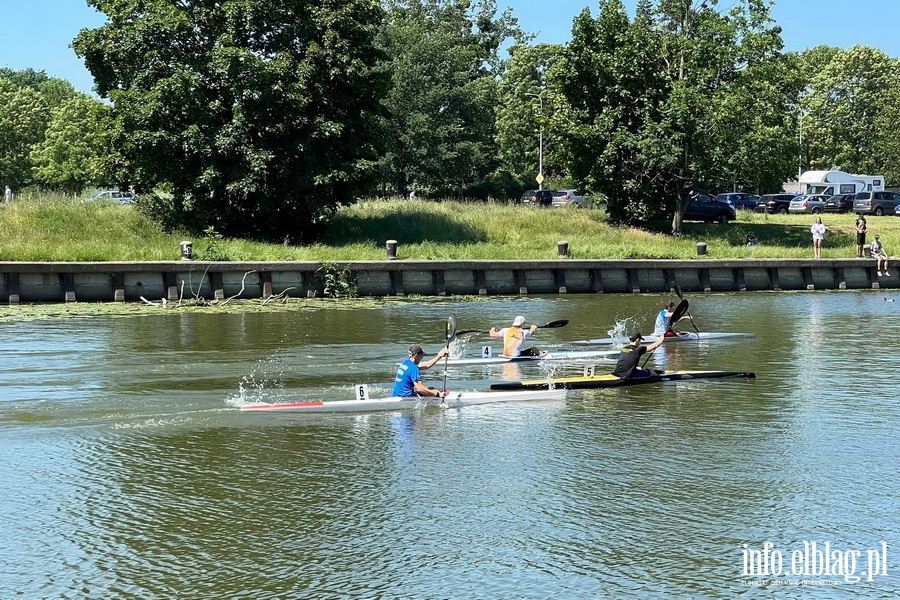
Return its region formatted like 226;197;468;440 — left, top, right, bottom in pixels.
1;292;899;598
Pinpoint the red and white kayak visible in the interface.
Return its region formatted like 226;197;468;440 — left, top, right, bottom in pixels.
240;388;567;413
570;332;754;346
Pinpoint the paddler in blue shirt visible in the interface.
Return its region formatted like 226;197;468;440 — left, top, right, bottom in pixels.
612;332;664;379
392;344;450;398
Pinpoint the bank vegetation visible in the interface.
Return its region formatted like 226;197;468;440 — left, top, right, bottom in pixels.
4;1;900;242
1;194;893;262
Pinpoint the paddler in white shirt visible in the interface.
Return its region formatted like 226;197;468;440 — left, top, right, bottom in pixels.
489;315;542;357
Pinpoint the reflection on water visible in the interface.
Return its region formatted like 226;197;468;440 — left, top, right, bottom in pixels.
1;293;899;598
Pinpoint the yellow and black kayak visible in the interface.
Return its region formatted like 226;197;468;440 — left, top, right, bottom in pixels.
490;370;756;390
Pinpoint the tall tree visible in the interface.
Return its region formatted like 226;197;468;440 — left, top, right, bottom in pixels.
31;94;111;194
799;45;900;178
654;0;793;232
73;0;388;242
874;79;900;184
0;79;50;189
376;0;525;199
494;43;560;190
552;0;793;231
551;0;673;223
707;50;802;194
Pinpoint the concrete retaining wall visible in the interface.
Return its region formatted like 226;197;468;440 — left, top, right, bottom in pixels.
0;258;893;304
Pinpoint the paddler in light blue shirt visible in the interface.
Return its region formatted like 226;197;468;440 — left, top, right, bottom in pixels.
653;301;691;337
392;344;449;398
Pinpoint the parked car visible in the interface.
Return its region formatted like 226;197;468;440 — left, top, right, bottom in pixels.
551;189;590;208
520;189;555;207
754;193;798;215
823;193;856;214
715;192;758;210
853;191;900;216
683;193;736;223
788;195;827;214
84;190;133;205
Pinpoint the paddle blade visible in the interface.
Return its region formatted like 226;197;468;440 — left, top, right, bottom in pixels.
667;300;689;331
453;329;484;340
541;319;569;328
445;315;457;343
673;284;684;300
442;316;456;393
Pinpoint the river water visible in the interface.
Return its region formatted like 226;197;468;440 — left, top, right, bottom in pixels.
1;292;898;598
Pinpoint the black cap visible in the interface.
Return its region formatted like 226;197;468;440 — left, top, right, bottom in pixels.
408;344;427;356
629;332;644;341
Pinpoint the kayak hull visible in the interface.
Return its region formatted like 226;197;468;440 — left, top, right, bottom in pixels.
240;389;567;413
446;349;620;366
490;370;756;390
571;332;754;346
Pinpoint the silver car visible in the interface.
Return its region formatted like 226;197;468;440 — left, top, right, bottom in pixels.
551;189;590;208
788;194;827;214
83;190;134;205
853;191;900;216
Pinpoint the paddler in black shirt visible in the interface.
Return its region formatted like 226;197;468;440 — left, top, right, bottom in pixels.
612;332;665;379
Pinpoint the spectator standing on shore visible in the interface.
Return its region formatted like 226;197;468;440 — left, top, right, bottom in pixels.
855;214;868;257
810;216;826;259
871;234;890;276
3;185;11;203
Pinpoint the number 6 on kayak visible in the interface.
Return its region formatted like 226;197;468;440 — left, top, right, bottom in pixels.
357;384;370;401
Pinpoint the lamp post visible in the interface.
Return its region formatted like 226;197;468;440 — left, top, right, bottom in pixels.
526;92;544;190
798;108;805;192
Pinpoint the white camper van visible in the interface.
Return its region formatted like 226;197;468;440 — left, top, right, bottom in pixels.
798;167;884;196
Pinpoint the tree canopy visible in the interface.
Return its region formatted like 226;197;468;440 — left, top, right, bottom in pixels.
4;1;900;238
73;0;388;242
376;0;527;200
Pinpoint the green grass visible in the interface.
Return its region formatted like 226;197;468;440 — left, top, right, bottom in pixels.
0;191;893;261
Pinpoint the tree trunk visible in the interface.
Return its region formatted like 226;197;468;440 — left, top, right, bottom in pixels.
671;209;684;235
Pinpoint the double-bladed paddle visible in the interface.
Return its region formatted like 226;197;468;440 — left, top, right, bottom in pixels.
441;316;457;402
672;284;701;333
667;299;690;331
453;319;569;340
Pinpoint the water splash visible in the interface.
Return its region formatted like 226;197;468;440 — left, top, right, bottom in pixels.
449;337;471;359
607;318;637;345
224;353;290;407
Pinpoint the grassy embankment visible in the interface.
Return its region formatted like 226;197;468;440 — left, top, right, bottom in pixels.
0;191;894;261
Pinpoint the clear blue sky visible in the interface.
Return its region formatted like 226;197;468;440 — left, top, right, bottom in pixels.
2;0;899;95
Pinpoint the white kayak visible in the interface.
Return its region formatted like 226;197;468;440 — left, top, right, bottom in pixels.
570;332;754;346
240;389;567;413
445;349;620;366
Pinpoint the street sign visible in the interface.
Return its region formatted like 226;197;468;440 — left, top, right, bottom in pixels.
536;173;544;184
